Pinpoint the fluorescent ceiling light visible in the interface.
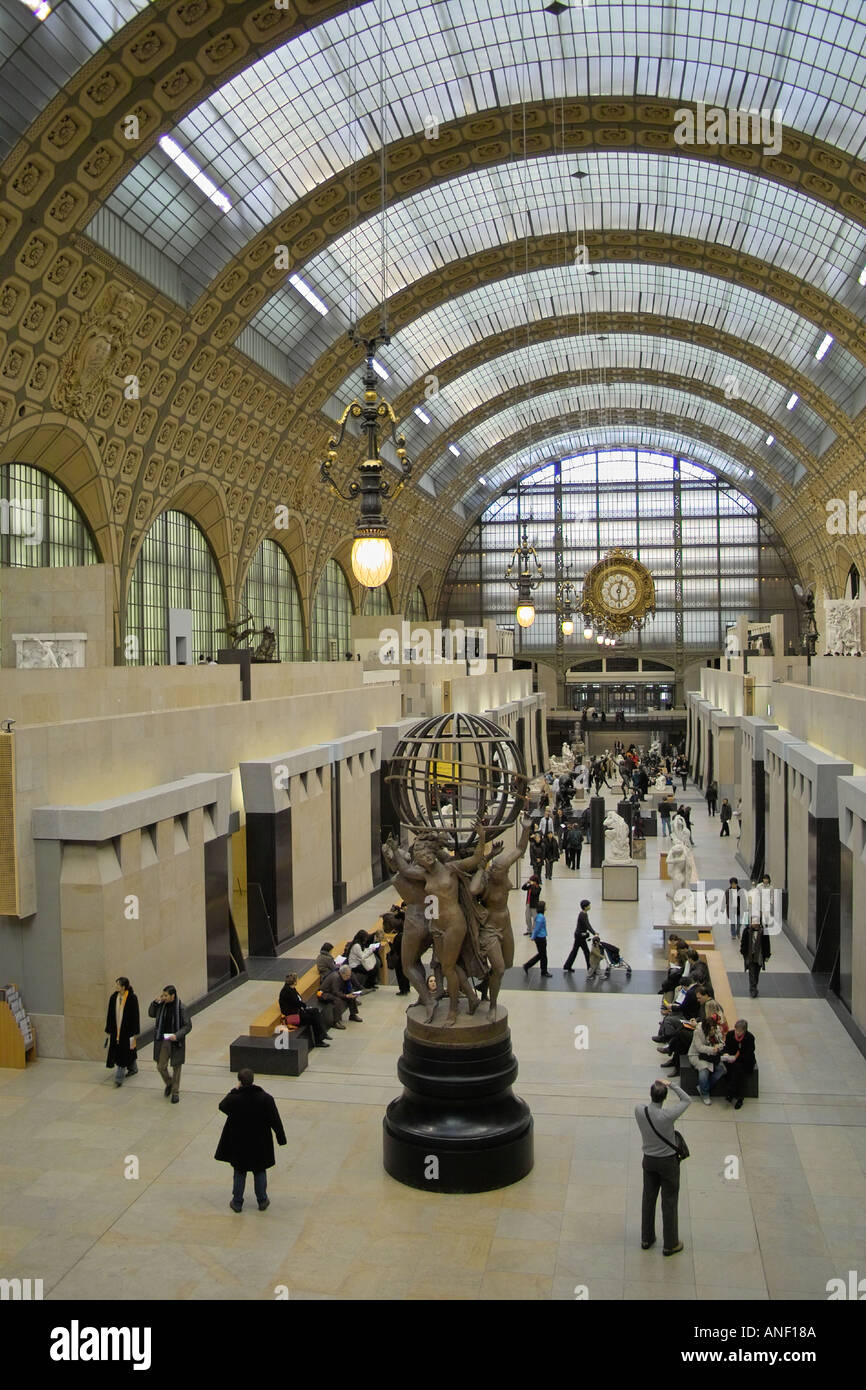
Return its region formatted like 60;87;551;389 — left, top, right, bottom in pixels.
287;274;329;316
786;393;799;410
371;358;389;380
448;444;461;457
479;476;488;485
765;435;775;445
747;468;755;476
858;265;866;286
815;333;833;361
158;135;232;213
21;0;51;18
413;407;431;424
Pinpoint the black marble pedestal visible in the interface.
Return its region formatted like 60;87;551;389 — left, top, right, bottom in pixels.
383;1003;533;1193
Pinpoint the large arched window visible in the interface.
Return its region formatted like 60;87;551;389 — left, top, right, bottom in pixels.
126;510;226;665
312;558;354;660
0;463;97;568
443;449;798;654
361;584;393;618
406;586;428;623
242;540;304;661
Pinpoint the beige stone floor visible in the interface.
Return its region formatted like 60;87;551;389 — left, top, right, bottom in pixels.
2;789;866;1300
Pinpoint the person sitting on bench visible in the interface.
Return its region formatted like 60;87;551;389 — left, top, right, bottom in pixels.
319;964;364;1026
721;1019;756;1109
347;930;382;989
278;973;331;1048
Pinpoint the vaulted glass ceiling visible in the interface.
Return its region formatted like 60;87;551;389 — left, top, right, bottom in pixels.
325;261;863;412
92;0;866;284
404;333;831;466
422;380;803;496
0;0;150;160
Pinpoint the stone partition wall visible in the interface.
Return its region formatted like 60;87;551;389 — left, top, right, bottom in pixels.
736;716;777;879
836;778;866;1034
25;773;231;1059
709;709;738;802
784;744;852;963
328;731;382;912
764;730;805;901
239;745;332;953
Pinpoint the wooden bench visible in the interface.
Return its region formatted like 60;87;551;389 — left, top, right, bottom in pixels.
655;924;714;948
674;947;759;1098
248;919;390;1037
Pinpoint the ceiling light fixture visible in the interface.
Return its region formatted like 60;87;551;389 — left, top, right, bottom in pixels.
859;265;866;287
158;135;232;213
21;0;51;17
786;393;799;410
319;333;411;589
815;333;834;361
448;444;461;457
288;273;329;316
413;407;431;424
505;520;544;629
765;435;774;445
371;358;389;380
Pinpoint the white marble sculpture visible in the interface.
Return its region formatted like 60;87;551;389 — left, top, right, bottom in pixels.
665;840;692;923
652;773;669;793
670;813;697;883
603;810;632;862
825;599;861;655
574;764;589;790
649;739;662;758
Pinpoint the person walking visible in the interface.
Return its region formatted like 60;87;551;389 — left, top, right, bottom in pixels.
719;797;733;837
740;917;771;997
215;1068;287;1212
721;1020;757;1109
528;832;545;877
635;1079;691;1255
565;820;583;870
724;876;743;940
104;976;139;1087
523;900;552;977
705;780;718;816
563;899;593;972
542;830;560;880
521;873;541;935
677;757;688;791
659;794;674;838
148;985;191;1103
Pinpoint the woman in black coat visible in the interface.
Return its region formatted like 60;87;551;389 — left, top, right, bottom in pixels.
215;1069;287;1212
104;977;140;1087
278;973;330;1047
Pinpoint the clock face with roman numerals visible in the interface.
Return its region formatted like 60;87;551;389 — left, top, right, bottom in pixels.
600;570;639;612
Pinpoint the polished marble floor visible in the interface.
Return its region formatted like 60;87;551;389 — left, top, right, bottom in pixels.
2;785;865;1301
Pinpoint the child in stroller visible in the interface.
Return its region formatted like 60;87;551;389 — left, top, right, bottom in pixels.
586;933;632;980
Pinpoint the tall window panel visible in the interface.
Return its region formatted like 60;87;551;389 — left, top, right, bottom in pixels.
126;510;226;665
442;449;798;654
361;584;393;618
0;463;97;568
241;539;304;661
312;558;354;660
407;586;428;622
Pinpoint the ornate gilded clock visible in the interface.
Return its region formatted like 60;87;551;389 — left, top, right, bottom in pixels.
578;548;656;637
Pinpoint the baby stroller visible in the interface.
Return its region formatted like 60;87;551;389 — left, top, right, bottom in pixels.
599;940;632;979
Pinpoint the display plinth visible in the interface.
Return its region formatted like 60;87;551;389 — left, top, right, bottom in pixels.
602;860;639;900
383;1001;533;1193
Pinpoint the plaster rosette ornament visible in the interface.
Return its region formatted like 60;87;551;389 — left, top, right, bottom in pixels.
381;713;533;1192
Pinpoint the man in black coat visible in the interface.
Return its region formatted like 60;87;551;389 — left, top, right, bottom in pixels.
721;1021;756;1109
148;985;191;1103
741;917;771;996
215;1069;287;1211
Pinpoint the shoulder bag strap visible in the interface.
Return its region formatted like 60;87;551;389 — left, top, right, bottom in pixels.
643;1106;680;1157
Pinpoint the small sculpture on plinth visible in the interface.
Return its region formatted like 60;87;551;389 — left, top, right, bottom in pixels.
665;840;692;924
